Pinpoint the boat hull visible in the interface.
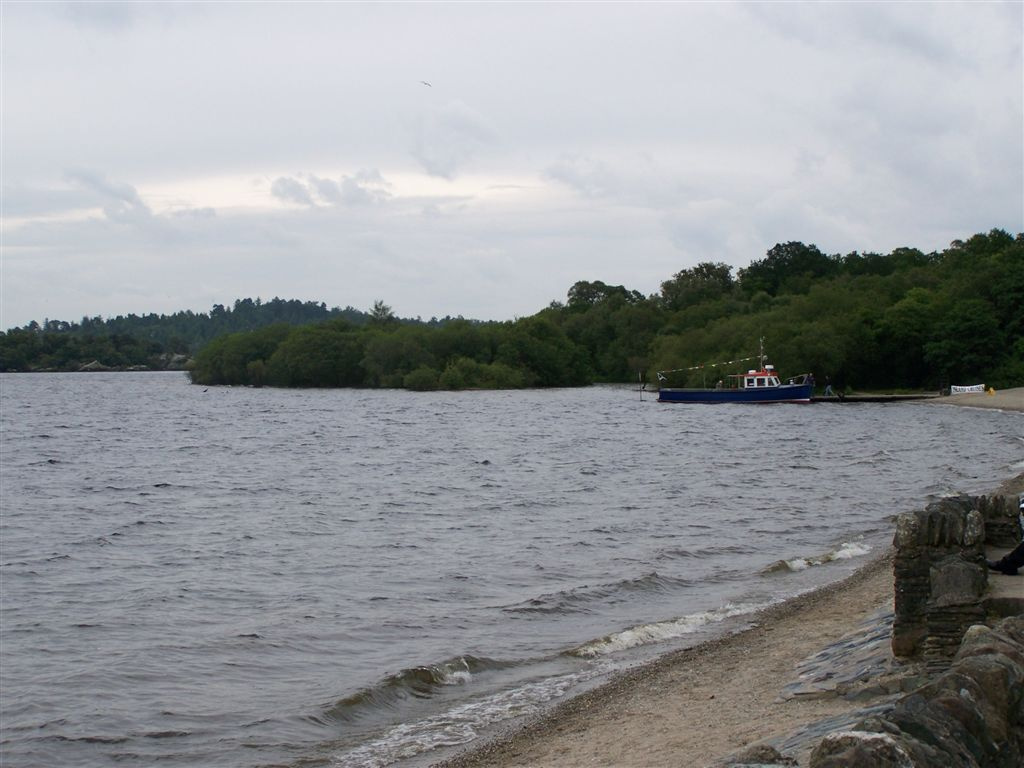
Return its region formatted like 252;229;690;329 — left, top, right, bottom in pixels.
658;383;813;404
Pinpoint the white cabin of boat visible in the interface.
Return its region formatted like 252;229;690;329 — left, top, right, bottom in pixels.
731;365;781;389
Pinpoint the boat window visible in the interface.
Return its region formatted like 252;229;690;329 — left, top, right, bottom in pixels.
746;377;755;388
771;377;779;386
757;377;767;387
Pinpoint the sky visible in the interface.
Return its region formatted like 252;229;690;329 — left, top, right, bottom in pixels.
2;1;1022;329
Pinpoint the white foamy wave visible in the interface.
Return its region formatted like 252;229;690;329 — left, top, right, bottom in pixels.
776;540;872;573
569;601;773;658
443;667;472;686
831;541;872;560
332;668;599;768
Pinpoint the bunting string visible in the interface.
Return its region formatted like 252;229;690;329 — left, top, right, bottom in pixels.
656;354;760;381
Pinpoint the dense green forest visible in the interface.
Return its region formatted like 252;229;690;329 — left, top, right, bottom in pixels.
0;298;372;372
3;230;1022;391
186;229;1023;391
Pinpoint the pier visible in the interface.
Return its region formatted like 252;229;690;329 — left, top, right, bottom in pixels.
812;393;942;404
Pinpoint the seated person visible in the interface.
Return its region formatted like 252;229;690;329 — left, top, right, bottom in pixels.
988;493;1024;575
987;541;1024;575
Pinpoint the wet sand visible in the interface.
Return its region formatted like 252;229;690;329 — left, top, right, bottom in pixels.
436;394;1023;768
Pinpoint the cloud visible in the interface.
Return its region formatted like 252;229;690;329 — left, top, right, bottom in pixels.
1;182;99;218
64;169;152;223
335;170;393;206
412;101;497;179
270;170;393;208
1;3;1019;330
171;207;217;220
309;176;342;204
270;176;315;207
742;4;957;65
61;1;137;31
544;154;618;199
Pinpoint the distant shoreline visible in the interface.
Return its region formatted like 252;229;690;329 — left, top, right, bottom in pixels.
4;371;1022;412
921;386;1024;412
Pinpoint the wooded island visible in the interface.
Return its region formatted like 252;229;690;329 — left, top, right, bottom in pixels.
3;229;1021;392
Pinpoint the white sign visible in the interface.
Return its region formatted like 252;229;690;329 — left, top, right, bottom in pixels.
950;384;986;394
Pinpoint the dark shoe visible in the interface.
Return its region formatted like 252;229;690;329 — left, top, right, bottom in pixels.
988;559;1019;576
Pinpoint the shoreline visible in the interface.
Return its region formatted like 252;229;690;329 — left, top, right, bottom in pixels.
434;553;897;768
920;386;1023;411
435;395;1023;768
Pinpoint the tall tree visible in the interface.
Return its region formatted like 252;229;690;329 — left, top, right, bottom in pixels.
660;262;735;310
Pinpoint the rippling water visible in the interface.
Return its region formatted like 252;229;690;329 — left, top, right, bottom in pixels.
2;373;1021;767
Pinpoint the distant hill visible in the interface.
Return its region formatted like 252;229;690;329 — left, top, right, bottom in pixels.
0;298;372;371
0;297;487;373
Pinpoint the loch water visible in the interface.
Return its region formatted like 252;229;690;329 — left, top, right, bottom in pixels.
1;372;1021;767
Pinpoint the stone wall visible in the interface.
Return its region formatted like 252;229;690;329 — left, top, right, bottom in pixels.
809;615;1024;768
891;492;1021;664
977;493;1024;548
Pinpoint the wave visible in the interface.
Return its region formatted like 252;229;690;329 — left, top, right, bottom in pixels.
502;572;691;615
655;542;759;561
763;540;873;573
323;655;515;723
332;666;593;768
845;449;896;467
568;600;773;658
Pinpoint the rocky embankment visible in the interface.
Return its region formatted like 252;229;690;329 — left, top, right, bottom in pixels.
807;615;1023;767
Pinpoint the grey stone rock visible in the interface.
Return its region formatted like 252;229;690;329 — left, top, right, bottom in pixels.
977;494;1023;548
929;557;986;607
809;730;914;768
725;744;798;766
810;616;1024;768
893;513;920;549
964;509;985;548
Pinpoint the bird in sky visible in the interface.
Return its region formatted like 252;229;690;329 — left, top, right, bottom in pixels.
420;80;432;87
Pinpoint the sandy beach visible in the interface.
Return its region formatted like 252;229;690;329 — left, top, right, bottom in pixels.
437;392;1023;768
928;386;1024;411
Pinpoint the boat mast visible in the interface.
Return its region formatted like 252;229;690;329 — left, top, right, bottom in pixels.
759;337;766;370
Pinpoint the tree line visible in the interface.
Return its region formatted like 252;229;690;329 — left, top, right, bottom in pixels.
188;229;1023;391
0;298;370;372
3;229;1021;390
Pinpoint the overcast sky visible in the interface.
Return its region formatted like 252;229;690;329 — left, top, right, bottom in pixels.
2;2;1021;328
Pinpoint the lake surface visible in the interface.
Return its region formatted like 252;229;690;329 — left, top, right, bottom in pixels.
1;373;1021;767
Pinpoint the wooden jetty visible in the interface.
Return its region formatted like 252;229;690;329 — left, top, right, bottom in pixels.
812;393;942;404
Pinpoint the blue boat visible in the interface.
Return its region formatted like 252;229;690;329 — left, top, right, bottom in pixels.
657;343;813;404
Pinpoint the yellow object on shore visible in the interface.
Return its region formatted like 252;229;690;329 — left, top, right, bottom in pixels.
988;387;997;395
